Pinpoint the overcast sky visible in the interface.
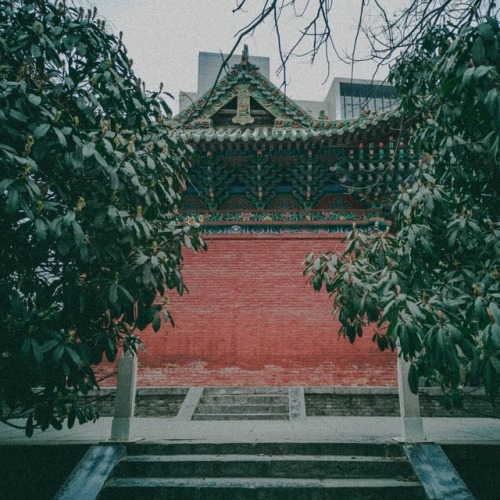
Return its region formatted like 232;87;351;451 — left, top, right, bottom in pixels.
81;1;397;114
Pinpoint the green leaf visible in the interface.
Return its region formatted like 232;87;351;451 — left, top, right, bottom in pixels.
471;39;486;65
109;170;120;190
67;407;76;429
25;414;34;438
65;346;81;366
490;356;500;374
406;301;424;320
108;283;118;304
75;407;86;425
33;123;51;139
50;416;62;430
118;285;134;303
40;339;59;353
436;328;446;360
489;302;500;324
408;363;419;395
30;43;42;58
461;67;474;86
28;94;41;106
77;42;87;56
482;325;492;346
31;339;43;364
486;15;500;30
9;109;28;123
54;127;67;147
376;334;389;351
312;273;323;292
93;151;107;167
400;324;410;354
6;187;19;213
72;221;84;245
135;253;149;266
491;324;500;350
82;143;95;157
478;22;496;43
474;65;490;80
52;344;65;363
132;97;144;110
80;244;90;262
0;178;15;192
184;233;193;249
475;296;484;317
152;311;161;332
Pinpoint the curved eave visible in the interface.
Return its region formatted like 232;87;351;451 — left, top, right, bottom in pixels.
170;111;402;145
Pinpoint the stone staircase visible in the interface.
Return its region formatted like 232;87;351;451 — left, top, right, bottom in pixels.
191;387;289;421
99;442;424;499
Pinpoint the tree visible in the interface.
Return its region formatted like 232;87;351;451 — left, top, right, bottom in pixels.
304;13;500;402
0;0;205;435
218;1;498;92
222;2;499;402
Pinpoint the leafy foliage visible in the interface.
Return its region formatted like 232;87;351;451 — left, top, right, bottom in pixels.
305;16;500;399
0;0;205;435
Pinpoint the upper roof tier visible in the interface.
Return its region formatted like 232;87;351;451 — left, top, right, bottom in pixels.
169;46;403;144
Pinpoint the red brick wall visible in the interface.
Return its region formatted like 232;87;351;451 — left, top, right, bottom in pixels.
100;233;397;387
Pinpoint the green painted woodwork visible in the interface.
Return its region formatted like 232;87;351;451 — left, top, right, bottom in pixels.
171;47;415;228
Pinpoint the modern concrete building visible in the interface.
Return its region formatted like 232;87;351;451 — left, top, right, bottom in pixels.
179;51;271;112
326;77;398;120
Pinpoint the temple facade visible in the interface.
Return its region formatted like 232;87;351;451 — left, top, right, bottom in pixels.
104;49;416;387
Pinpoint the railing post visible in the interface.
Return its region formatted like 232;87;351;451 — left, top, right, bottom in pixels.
110;349;137;441
397;349;424;441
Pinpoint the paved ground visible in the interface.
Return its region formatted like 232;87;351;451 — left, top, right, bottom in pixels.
1;415;499;445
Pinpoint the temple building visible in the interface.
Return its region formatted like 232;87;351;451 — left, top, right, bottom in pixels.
106;48;416;388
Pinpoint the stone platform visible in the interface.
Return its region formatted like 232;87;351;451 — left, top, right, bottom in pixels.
1;388;499;499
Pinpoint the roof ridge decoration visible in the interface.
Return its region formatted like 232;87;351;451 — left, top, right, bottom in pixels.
171;47;318;130
241;43;249;67
169;48;403;141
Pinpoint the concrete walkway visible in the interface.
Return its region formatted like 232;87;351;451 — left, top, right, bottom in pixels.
1;416;499;445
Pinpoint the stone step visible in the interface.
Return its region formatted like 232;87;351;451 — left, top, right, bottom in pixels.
194;404;289;415
191;413;288;421
101;477;425;500
192;388;291;421
199;395;289;405
203;387;288;395
127;442;404;457
114;454;414;479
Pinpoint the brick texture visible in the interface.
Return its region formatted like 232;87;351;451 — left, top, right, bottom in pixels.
100;233;397;387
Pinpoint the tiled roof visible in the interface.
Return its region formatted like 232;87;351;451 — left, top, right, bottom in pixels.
173;112;401;143
169;46;402;142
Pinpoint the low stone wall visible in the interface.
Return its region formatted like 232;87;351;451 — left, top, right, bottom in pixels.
304;387;500;418
79;386;499;419
305;388;399;417
82;387;188;418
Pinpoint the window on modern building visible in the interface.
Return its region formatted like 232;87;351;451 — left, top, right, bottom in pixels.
339;82;397;119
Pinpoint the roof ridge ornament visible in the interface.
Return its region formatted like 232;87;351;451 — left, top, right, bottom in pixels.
241;44;249;68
